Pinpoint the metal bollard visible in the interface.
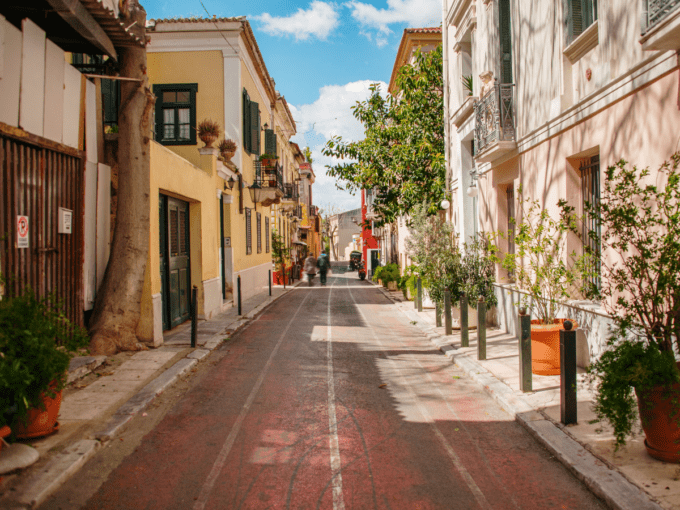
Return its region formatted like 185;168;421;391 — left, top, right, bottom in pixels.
444;289;452;336
477;296;486;360
191;285;198;348
237;275;242;316
560;320;577;425
460;292;469;347
417;278;423;312
269;269;272;296
436;303;442;328
519;308;532;392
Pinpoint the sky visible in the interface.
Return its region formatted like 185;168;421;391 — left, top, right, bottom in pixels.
143;0;443;213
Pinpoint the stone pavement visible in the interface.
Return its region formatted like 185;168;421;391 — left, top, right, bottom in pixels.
0;280;303;509
374;283;679;510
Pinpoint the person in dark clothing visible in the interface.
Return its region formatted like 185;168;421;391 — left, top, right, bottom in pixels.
317;251;330;286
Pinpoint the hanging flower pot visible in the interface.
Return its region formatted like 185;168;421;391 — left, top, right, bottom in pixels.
635;374;680;463
531;319;577;375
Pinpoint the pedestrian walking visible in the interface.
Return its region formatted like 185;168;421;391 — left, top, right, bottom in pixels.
317;251;330;286
304;254;317;286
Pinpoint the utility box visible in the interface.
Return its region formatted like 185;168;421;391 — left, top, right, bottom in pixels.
58;207;73;234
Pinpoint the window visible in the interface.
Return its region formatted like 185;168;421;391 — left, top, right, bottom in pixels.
506;186;515;278
499;0;513;84
153;84;198;145
581;155;601;293
566;0;598;45
264;129;277;155
242;88;260;155
246;208;252;255
257;212;262;254
265;217;270;253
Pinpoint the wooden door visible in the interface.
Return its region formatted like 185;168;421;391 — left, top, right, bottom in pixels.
160;195;190;330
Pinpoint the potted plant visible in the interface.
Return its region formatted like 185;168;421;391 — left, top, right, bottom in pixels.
259;153;278;168
398;265;420;300
197;119;220;148
457;233;498;328
584;154;680;460
379;264;401;290
271;228;290;285
218;138;237;162
0;290;89;438
502;187;584;375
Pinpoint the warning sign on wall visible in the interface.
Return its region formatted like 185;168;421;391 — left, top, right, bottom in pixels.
17;215;29;248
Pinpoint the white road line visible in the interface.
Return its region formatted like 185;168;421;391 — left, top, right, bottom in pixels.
193;292;311;510
347;285;492;510
326;279;346;510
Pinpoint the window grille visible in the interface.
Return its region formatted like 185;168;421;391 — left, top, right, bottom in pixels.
581;155;601;293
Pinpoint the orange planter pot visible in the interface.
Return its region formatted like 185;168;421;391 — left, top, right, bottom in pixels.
0;425;11;453
14;387;62;439
636;376;680;463
530;319;577;376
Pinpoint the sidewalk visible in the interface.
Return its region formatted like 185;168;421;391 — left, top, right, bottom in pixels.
375;283;678;510
0;280;303;509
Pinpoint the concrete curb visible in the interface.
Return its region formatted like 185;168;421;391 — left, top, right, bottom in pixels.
377;286;662;510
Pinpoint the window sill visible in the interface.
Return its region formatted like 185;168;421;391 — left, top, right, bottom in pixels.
564;20;599;64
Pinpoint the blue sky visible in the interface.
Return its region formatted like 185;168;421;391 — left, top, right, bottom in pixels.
143;0;442;212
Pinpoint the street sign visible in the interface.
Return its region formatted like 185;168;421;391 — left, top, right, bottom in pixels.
17;215;29;248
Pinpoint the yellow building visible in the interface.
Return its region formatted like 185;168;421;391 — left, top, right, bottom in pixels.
138;17;288;344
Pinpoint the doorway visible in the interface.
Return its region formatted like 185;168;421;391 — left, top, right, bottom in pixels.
160;194;191;330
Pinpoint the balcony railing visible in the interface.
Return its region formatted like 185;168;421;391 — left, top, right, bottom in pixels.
282;183;298;201
473;81;515;156
293;205;304;219
644;0;680;33
254;161;283;194
309;205;319;217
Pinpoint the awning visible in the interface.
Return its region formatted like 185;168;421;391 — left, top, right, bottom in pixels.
293;241;307;246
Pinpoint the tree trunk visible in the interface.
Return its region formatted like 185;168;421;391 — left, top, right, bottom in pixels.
88;2;155;355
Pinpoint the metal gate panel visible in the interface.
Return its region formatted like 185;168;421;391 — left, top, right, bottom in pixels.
0;131;84;327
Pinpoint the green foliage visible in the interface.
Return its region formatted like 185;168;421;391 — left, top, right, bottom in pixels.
0;290;89;427
462;75;473;96
303;146;313;163
462;234;498;309
584;154;680;448
373;263;399;285
406;203;461;307
259;153;278;161
322;46;445;225
502;187;587;324
271;228;289;272
398;265;420;297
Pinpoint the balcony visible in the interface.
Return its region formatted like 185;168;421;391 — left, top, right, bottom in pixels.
640;0;680;51
250;162;283;206
473;82;516;164
293;204;304;219
280;183;299;210
309;205;319;217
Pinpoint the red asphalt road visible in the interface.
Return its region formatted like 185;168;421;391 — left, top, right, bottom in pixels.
82;274;605;510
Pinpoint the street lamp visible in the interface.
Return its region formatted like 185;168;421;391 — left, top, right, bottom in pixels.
441;199;451;210
224;176;236;191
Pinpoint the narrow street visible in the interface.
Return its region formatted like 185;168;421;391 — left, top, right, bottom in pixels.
45;274;605;510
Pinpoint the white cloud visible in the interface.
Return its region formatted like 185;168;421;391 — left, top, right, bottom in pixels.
347;0;442;35
255;1;340;41
290;80;388;211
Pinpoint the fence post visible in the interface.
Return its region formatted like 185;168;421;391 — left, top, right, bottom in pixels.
436;302;442;327
460;292;469;347
477;296;486;360
417;277;423;312
237;275;242;316
191;285;198;348
269;269;272;296
561;320;577;425
519;307;532;392
444;289;452;336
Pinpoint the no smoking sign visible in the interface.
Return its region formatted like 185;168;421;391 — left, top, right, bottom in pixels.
17;215;29;248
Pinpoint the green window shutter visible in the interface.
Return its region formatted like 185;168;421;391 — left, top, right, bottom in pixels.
242;89;251;153
250;101;260;156
499;0;513;84
568;0;583;43
153;84;163;141
265;129;276;156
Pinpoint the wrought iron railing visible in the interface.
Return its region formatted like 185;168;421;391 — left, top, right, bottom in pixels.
293;205;304;219
644;0;680;32
283;183;298;201
473;81;515;155
254;162;283;194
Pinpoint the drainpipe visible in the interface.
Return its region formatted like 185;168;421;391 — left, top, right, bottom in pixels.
442;2;451;222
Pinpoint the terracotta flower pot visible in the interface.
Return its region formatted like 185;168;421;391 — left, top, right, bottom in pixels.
530;319;577;376
200;134;218;148
14;386;62;439
0;425;11;453
635;374;680;463
221;150;236;162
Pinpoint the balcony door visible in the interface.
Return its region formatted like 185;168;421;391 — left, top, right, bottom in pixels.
499;0;513;84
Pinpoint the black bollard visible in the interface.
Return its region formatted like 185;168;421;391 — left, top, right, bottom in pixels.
237;275;242;316
436;303;442;328
560;320;577;425
269;269;272;296
519;308;532;392
191;285;198;348
477;296;486;360
444;289;452;336
460;292;469;347
417;278;423;312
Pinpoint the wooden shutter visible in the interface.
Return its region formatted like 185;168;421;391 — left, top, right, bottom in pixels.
265;216;270;253
250;101;260;156
499;0;513;84
265;129;276;155
243;89;251;153
246;208;252;255
257;212;262;253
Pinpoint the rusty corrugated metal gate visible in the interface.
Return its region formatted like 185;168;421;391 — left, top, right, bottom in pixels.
0;130;85;327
